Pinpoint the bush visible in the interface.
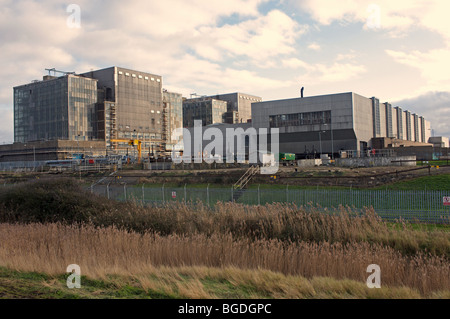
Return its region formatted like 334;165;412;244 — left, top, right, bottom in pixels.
0;179;116;224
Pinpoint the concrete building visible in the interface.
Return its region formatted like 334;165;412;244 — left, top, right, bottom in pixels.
81;67;166;155
205;93;262;124
428;136;449;148
251;92;431;157
11;66;184;161
163;90;183;151
0;140;106;163
183;98;228;128
14;74;98;143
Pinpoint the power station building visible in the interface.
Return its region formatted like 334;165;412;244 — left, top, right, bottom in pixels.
14;74;98;143
9;66;183;161
5;67;440;165
182;92;263;128
251;92;432;157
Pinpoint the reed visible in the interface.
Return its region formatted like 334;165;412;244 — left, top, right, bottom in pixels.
0;222;448;296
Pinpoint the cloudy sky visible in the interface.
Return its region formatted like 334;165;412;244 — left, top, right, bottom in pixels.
1;0;449;143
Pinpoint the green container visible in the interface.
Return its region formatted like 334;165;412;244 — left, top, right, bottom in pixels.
279;153;295;161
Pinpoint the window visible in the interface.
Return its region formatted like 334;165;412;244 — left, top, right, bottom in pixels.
132;74;136;78
157;79;161;82
269;111;331;128
118;71;123;75
144;76;149;80
151;78;155;81
125;73;130;76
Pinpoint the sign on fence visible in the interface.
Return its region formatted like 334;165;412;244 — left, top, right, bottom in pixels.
172;191;177;199
444;197;450;206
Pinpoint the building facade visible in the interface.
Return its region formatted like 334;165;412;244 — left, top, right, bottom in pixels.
251;92;431;157
183;98;228;128
163;90;183;151
205;93;262;124
81;67;165;155
14;74;98;143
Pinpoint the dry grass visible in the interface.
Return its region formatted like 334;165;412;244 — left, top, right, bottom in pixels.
1;179;448;257
0;222;448;296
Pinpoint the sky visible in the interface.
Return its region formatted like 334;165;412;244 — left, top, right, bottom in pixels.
1;0;449;143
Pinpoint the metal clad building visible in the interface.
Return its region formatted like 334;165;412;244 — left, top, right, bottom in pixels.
251;92;431;156
14;74;98;143
206;92;262;124
183;98;228;128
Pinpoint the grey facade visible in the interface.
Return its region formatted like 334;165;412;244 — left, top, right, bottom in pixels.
251;92;431;157
206;93;262;124
14;74;98;143
163;90;183;151
81;67;165;154
183;98;227;128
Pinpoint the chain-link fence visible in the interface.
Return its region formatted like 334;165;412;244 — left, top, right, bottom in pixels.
90;184;450;224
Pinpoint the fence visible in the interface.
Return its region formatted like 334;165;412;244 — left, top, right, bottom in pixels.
91;184;450;224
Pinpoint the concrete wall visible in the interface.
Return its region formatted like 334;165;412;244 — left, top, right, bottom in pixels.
297;159;322;167
336;156;416;167
209;93;262;124
392;107;398;138
352;93;374;150
252;92;356;154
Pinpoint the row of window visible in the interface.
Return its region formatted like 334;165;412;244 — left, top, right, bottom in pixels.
269;111;331;128
239;95;261;102
118;71;161;82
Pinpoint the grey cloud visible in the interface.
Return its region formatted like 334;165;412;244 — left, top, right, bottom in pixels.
393;91;450;138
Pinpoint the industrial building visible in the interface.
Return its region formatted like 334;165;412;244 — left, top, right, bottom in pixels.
251;92;432;158
182;92;263;128
6;66;445;167
182;98;228;128
14;73;98;143
204;93;262;124
6;67;184;163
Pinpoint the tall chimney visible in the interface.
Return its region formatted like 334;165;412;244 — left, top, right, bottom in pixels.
301;87;304;98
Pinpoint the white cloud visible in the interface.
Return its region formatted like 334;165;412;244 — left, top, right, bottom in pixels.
192;10;306;63
385;45;450;93
307;43;321;51
281;58;309;69
282;55;367;84
296;0;450;39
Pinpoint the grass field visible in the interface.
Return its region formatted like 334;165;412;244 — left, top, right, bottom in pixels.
132;172;450;191
2;266;448;299
0;179;449;299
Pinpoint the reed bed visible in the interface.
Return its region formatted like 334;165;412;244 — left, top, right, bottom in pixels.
0;222;448;296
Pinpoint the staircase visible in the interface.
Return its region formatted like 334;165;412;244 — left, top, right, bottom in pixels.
232;165;259;202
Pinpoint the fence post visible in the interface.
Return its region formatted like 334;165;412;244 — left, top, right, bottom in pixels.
258;184;261;206
107;183;110;200
142;184;145;205
90;183;94;194
184;183;187;205
286;184;289;203
207;183;210;206
124;183;127;201
162;183;165;203
231;186;234;202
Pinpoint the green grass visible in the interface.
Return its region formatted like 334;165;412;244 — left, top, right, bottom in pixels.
375;173;450;191
417;160;450;167
1;266;447;299
134;173;450;191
